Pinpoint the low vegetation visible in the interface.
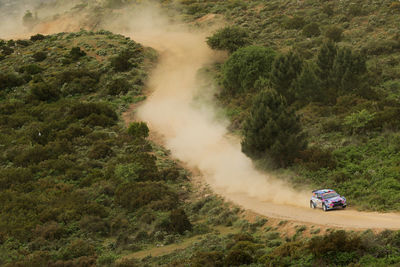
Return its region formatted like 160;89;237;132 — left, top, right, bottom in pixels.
1;0;400;266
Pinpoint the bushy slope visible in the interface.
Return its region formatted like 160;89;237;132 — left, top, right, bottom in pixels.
175;0;400;212
0;30;194;266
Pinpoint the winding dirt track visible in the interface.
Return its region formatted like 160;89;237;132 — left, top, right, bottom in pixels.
118;10;400;231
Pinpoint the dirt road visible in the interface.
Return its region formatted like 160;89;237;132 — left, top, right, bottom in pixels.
117;8;400;231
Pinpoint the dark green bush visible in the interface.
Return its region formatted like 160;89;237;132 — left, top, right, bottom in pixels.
61;239;96;260
19;64;43;75
32;51;47;62
128;122;149;138
1;46;14;55
0;73;24;90
59;68;99;94
296;147;337;171
322;4;334;16
110;49;142;72
191;251;224;267
348;4;364;17
206;26;250;53
222;46;276;95
169;208;192;234
69;47;86;61
107;77;131;95
30;34;46;41
30;82;60;101
284;16;306;30
225;249;253;266
16;39;31;47
325;26;343;42
302;23;321;37
308;230;362;265
0;167;32;189
70;102;117;121
115;182;178;211
88;142;113;159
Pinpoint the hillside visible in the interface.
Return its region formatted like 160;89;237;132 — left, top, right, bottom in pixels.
171;0;400;212
0;1;400;266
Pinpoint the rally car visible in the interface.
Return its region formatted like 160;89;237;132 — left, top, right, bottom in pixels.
310;189;346;211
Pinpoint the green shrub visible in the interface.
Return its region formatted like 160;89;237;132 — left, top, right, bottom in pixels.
128;122;149;138
343;109;375;134
59;68;99;94
222;46;276;95
88;142;113;159
61;239;95;260
32;51;47;62
206;26;250;53
97;252;118;266
284;16;306;30
1;46;14;55
30;82;60;101
19;64;43;75
322;4;334;16
115;182;178;211
191;251;224;267
0;73;24;90
325;26;343;42
107;77;131;95
302;23;321;37
110;48;142;72
225;249;253;266
30;34;46;41
296;147;337;171
70;102;117;121
169;208;192;234
348;4;364;17
69;47;86;61
16;39;31;47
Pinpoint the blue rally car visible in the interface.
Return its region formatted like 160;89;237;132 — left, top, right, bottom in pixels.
310;189;347;211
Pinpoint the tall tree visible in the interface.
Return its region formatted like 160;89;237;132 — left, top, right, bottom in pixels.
241;89;307;167
316;41;337;86
331;47;367;95
293;62;324;104
270;51;303;104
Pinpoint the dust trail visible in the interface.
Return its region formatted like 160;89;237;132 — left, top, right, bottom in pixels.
106;5;310;207
0;0;81;39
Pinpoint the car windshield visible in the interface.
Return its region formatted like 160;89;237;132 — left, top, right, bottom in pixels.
323;192;339;199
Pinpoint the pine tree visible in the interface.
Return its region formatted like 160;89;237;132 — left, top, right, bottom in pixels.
293;62;324;104
241;89;307;167
316;41;337;86
270;51;303;104
331;47;367;95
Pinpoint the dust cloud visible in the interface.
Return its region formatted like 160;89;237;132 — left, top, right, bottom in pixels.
106;5;310;207
0;0;82;39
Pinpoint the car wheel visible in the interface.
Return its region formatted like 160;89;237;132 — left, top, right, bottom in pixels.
342;205;346;209
322;204;328;212
310;201;316;209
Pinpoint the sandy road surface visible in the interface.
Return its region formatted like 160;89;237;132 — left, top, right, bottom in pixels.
119;9;400;231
